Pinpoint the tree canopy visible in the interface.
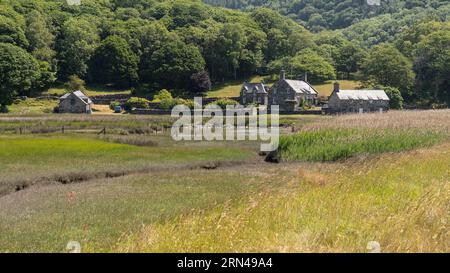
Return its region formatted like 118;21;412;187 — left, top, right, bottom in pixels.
0;0;448;107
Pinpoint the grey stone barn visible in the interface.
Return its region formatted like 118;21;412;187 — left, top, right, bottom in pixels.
268;71;318;112
240;82;268;106
59;91;93;114
327;83;390;114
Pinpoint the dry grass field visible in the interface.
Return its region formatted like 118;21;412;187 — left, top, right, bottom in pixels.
0;110;448;252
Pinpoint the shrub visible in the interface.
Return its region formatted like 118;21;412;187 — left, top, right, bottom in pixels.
159;98;197;110
177;98;197;109
188;71;211;95
153;89;173;102
159;98;177;110
0;105;9;113
384;86;404;109
300;100;312;110
64;75;86;92
208;98;239;110
109;101;121;110
125;97;150;110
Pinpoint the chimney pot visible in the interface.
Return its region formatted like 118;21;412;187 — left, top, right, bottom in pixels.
280;69;286;80
334;82;340;92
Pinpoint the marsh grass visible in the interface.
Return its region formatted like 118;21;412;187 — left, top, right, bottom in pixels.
0;165;282;252
118;144;450;253
0;114;175;134
0;135;257;195
280;128;447;162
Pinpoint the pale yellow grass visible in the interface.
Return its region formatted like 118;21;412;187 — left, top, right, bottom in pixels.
302;109;450;132
117;143;450;253
92;104;117;115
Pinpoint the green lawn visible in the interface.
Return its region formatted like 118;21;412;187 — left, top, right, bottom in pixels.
312;80;361;97
206;77;360;99
206;75;273;98
45;84;131;97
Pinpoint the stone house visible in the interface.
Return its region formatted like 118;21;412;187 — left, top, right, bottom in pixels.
326;83;390;114
268;70;318;112
59;90;93;114
240;82;268;106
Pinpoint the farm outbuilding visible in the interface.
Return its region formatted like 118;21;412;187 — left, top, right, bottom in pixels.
59;91;93;114
327;83;390;114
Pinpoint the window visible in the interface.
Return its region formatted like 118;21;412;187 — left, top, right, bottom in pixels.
70;98;76;105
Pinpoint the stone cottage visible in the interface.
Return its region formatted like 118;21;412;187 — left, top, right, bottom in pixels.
268;70;318;112
326;83;390;114
240;82;269;106
59;90;93;114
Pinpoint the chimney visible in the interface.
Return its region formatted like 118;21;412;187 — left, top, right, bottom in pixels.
334;82;340;92
280;69;286;80
304;72;308;82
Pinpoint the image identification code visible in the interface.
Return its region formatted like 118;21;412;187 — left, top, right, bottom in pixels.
177;257;273;270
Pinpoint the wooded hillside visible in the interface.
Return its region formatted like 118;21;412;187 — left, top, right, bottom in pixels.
0;0;448;110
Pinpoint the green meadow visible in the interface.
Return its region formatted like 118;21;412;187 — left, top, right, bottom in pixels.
0;110;449;252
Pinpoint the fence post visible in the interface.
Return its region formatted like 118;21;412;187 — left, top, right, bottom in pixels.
62;126;65;134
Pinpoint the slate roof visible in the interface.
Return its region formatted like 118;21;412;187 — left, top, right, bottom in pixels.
60;90;93;104
242;83;268;94
284;80;318;95
335;90;390;101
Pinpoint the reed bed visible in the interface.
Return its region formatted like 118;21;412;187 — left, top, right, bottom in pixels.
301;110;450;132
280;110;450;162
280;128;447;162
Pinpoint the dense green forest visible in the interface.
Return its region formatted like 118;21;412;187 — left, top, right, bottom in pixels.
0;0;449;111
203;0;449;30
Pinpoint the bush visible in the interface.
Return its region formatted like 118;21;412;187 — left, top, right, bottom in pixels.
208;98;239;110
125;97;150;110
64;75;86;92
177;98;197;109
159;98;177;110
153;89;173;102
300;100;312;110
384;86;404;109
0;105;9;113
159;98;197;110
109;101;121;110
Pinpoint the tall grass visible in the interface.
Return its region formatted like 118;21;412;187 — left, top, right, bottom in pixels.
117;144;450;253
279;129;447;162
